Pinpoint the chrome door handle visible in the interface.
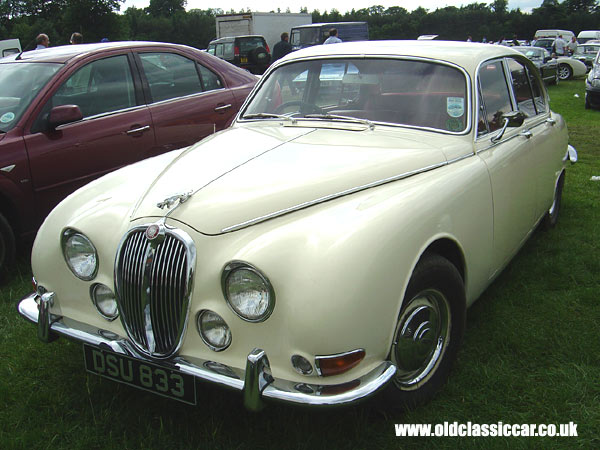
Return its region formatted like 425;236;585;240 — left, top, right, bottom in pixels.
546;118;556;126
126;125;150;135
214;104;232;112
520;130;533;139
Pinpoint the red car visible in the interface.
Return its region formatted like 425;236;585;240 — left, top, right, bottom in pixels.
0;41;257;275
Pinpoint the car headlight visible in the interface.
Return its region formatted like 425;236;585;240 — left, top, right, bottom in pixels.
222;262;275;322
197;310;232;351
90;283;118;320
593;79;600;88
61;229;98;280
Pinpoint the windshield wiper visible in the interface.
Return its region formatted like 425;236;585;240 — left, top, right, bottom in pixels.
304;114;375;130
243;113;297;123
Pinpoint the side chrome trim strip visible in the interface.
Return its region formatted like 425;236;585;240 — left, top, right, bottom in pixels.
221;155;473;233
17;293;396;409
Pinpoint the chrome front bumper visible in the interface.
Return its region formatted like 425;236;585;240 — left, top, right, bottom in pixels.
18;293;396;410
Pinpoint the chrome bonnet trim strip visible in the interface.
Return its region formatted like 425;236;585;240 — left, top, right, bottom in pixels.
221;155;473;233
17;293;395;408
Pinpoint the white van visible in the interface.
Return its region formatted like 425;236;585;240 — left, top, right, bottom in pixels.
577;30;600;43
0;39;21;58
534;29;575;40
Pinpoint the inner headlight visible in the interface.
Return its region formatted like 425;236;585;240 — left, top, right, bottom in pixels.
62;229;98;280
90;283;118;320
222;262;275;322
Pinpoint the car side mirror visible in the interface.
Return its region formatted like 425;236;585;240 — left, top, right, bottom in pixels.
48;105;83;129
492;111;526;142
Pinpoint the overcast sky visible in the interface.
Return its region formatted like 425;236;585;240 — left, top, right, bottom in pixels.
120;0;542;14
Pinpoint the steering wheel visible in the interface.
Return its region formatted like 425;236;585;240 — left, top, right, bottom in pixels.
274;101;324;115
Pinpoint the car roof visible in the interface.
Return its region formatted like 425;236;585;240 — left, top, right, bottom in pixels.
209;36;266;44
292;22;366;29
278;40;523;73
0;41;197;64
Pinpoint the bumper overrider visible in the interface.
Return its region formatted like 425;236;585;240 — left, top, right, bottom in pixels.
18;292;396;410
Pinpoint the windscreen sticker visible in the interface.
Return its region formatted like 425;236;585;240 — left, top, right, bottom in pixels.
0;112;15;123
447;97;465;118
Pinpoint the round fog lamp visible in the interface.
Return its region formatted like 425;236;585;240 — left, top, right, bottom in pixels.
62;230;98;280
90;284;118;320
197;310;232;351
223;263;275;322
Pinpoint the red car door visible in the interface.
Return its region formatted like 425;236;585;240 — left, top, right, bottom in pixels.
136;51;237;153
23;53;155;222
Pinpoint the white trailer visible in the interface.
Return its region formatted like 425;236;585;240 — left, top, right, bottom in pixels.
216;12;312;50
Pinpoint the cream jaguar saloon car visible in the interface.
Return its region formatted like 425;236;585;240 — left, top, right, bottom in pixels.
18;41;576;410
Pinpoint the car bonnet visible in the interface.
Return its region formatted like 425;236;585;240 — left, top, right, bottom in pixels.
130;125;451;235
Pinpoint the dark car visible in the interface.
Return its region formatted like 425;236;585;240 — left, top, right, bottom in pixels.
207;36;271;74
532;38;554;53
573;43;600;71
585;50;600;108
0;41;257;276
513;46;558;84
290;22;369;50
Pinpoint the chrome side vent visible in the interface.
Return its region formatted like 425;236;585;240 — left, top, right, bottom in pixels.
115;225;195;358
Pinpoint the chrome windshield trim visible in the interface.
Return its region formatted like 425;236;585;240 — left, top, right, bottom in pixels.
221;158;464;233
17;293;395;409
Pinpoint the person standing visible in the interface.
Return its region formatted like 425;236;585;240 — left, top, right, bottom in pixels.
272;32;293;62
35;34;49;49
553;35;567;56
567;35;578;55
323;28;342;44
70;32;83;44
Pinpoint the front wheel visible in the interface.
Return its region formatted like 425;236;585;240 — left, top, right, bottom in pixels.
385;254;465;409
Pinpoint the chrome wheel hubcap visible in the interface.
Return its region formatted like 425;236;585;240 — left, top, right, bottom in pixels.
392;289;450;389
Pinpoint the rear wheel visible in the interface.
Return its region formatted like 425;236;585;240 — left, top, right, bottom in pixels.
0;212;16;281
542;172;565;230
558;64;572;80
385;254;465;409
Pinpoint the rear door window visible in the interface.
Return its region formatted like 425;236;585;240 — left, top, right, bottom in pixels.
477;60;513;135
139;52;202;102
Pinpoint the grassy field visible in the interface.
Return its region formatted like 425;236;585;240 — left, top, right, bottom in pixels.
1;80;599;449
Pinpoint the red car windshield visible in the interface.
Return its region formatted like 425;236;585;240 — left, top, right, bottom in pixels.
0;62;61;132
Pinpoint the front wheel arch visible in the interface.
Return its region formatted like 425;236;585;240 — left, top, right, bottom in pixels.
383;253;466;409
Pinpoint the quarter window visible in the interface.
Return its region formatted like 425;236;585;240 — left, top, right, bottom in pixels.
507;58;537;117
197;65;222;91
139;52;202;102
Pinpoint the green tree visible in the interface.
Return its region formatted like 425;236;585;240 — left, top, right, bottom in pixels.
148;0;186;17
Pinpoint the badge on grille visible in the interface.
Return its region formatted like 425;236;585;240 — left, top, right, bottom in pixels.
145;224;161;241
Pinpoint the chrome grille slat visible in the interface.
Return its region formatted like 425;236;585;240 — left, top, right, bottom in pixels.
115;225;195;358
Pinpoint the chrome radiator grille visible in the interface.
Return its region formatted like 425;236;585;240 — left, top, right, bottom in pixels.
115;226;195;358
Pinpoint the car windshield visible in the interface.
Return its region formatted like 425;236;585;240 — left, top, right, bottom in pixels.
575;45;600;55
516;48;543;59
242;58;468;133
0;62;61;132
